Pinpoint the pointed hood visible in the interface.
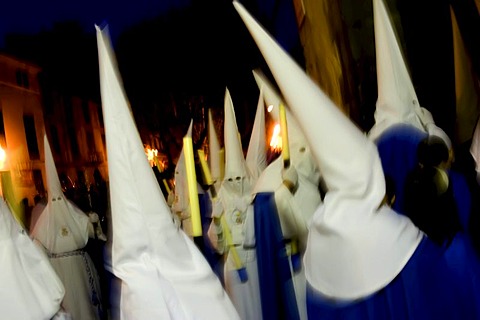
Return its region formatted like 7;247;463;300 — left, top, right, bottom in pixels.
30;135;89;253
44;136;63;199
173;121;193;214
369;0;436;141
235;1;421;299
471;119;480;174
208;109;223;185
246;87;267;181
1;198;65;320
96;24;238;319
224;88;249;180
252;69;321;192
252;69;305;148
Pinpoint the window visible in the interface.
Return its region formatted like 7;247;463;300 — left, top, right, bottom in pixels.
32;169;45;195
23;115;39;160
16;70;29;89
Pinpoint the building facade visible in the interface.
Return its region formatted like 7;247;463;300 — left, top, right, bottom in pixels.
0;53;46;208
0;53;108;213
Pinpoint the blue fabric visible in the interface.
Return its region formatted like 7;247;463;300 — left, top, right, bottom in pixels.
307;235;480;320
449;170;472;232
197;193;223;280
375;124;427;215
376;124;473;236
254;192;300;320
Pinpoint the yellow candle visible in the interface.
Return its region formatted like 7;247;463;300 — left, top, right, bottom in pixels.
162;179;171;194
183;137;202;237
279;103;290;167
221;215;243;270
197;150;213;186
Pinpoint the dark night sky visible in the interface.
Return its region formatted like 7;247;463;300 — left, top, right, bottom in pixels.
0;0;281;160
0;0;192;47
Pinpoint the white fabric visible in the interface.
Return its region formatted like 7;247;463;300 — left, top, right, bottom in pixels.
207;87;261;318
172;121;194;236
471;119;480;173
234;1;422;300
0;199;64;320
274;186;308;320
48;250;102;320
224;88;250;180
426;123;452;150
252;70;321;194
252;70;307;151
96;25;239;320
30;136;101;319
208;109;223;188
224;246;262;320
368;0;435;141
31;136;89;254
29;201;46;232
246;87;267;182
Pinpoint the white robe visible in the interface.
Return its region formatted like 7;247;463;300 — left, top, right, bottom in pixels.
31;198;102;320
208;183;262;320
0;199;64;320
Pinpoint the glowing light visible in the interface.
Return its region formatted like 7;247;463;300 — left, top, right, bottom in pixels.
0;145;6;163
145;146;158;167
267;105;274;113
269;124;282;151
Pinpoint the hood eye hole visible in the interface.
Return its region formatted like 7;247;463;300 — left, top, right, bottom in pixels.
235;177;241;181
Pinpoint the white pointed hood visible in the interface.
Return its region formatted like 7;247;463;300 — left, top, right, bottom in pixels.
235;1;422;300
246;87;267;181
96;25;238;319
224;88;249;180
30;135;89;253
173;120;193;214
471;119;480;174
369;0;437;141
1;198;65;319
208;109;223;186
252;69;321;194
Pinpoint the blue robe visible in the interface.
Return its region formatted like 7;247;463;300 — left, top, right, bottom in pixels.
376;124;427;215
309;124;480;319
254;193;300;320
307;234;480;319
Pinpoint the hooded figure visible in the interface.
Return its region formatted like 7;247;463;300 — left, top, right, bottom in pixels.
208;109;224;192
30;136;103;320
472;118;480;184
235;2;480;318
96;25;239;320
249;70;323;320
372;0;472;238
208;88;262;320
1;197;65;320
172;120;194;232
246;87;267;182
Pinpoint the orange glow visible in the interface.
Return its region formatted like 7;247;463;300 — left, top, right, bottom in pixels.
269;124;282;151
145;146;158;167
0;145;6;163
